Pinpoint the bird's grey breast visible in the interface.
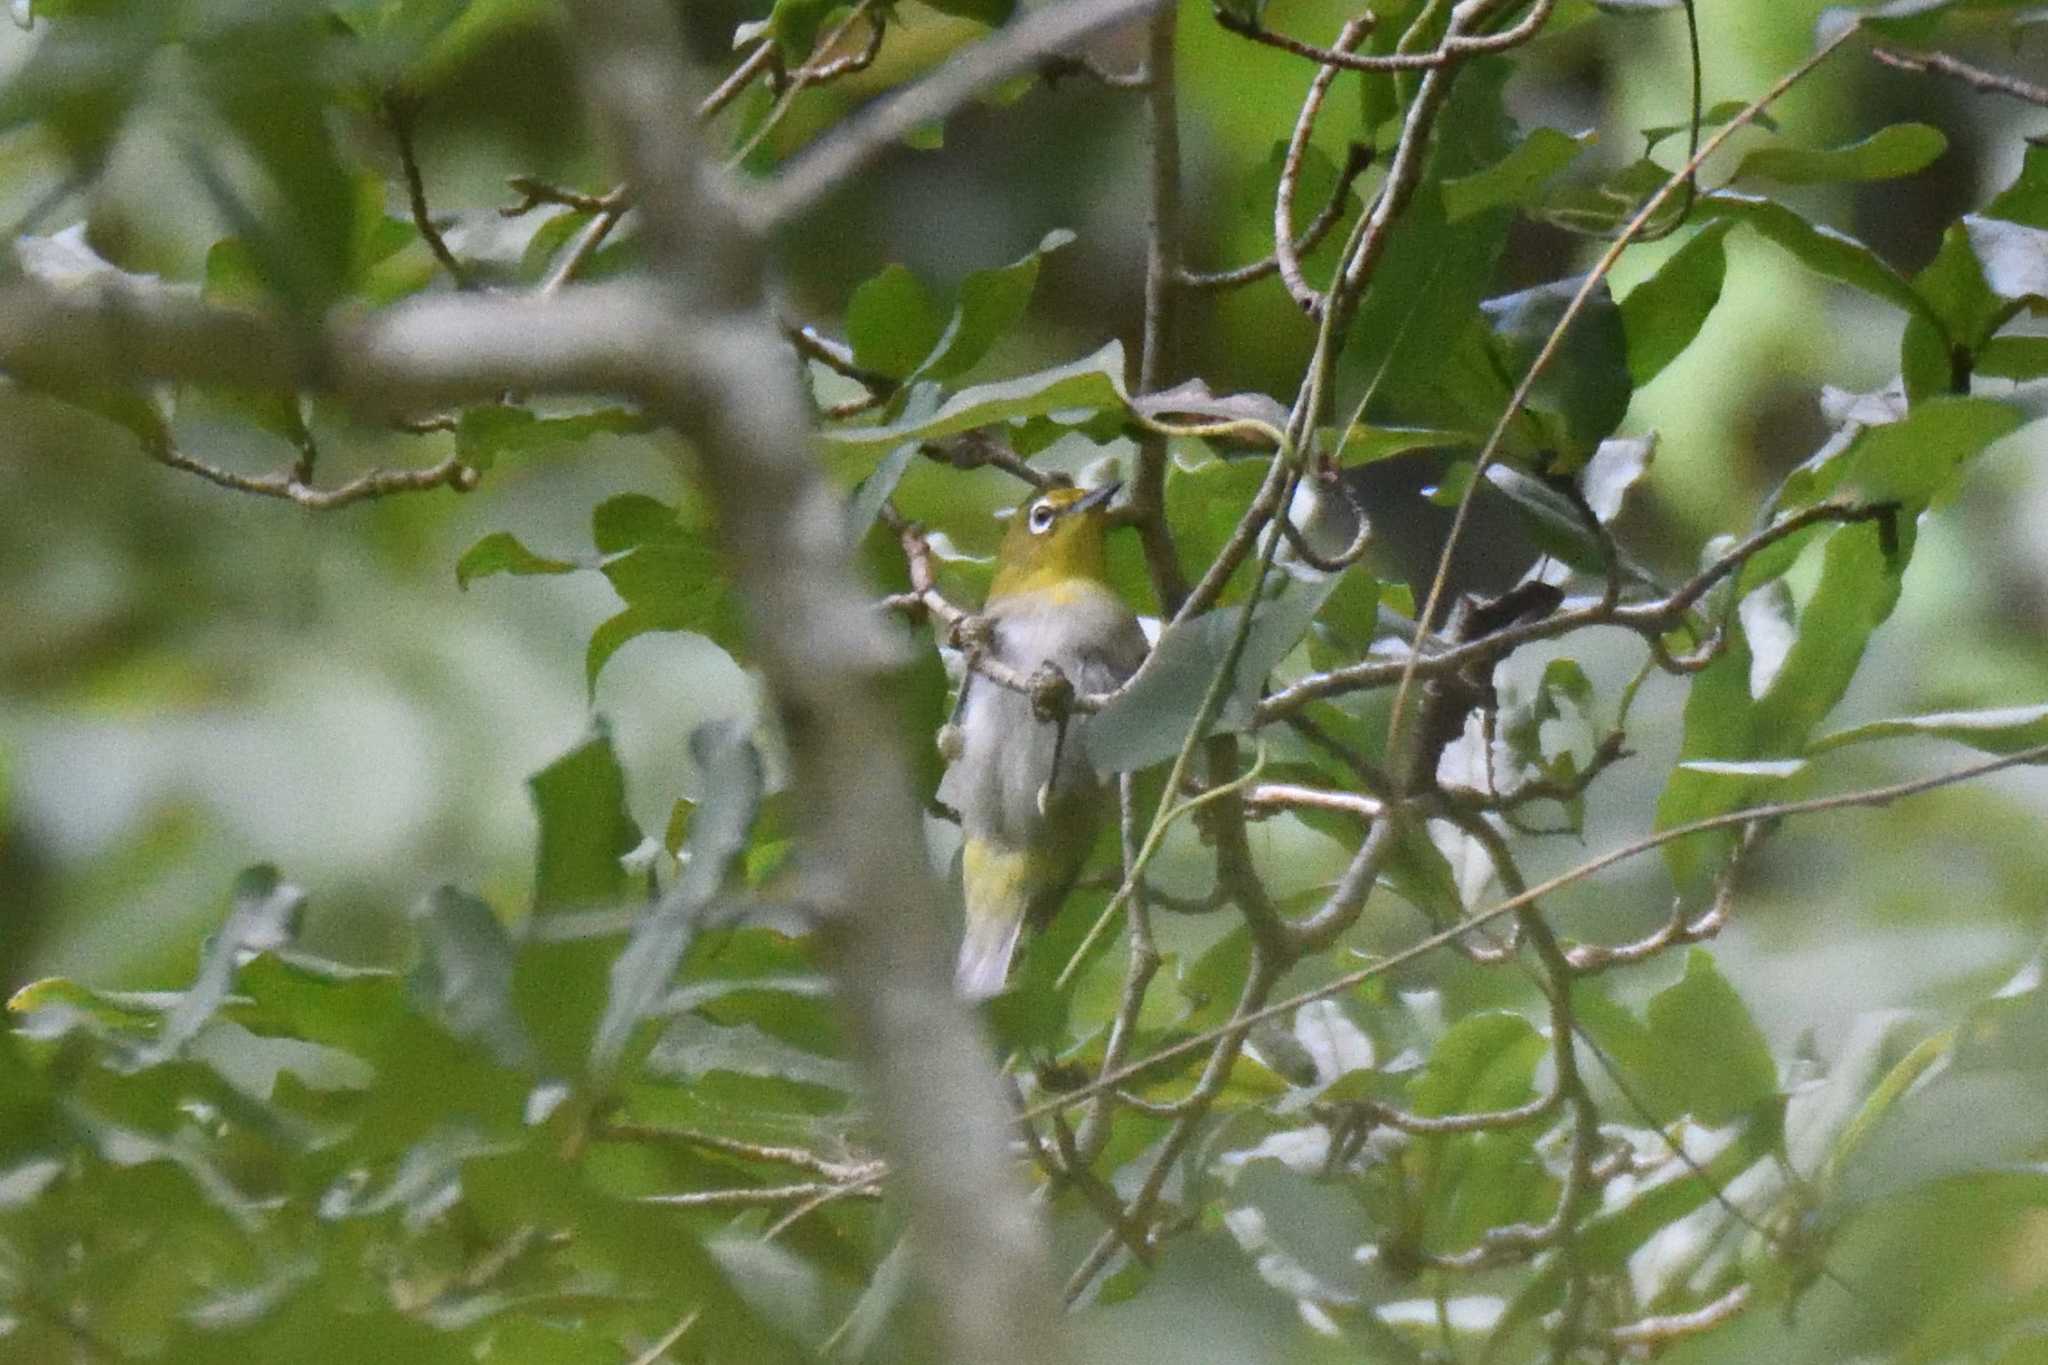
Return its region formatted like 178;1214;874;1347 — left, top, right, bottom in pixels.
939;588;1146;846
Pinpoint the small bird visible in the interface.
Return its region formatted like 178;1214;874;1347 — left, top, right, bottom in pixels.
939;482;1148;998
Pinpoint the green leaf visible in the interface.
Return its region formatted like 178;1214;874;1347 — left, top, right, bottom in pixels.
1793;395;2022;512
1332;423;1475;466
186;11;357;311
454;404;652;473
1484;464;1605;573
1481;273;1633;466
585;494;744;694
1411;1011;1545;1117
1981;334;2048;380
589;724;762;1083
1621;220;1733;385
131;866;305;1069
1538;155;1672;237
1412;1011;1550;1252
845;264;946;382
592;491;677;552
1834;973;2048;1212
1732;122;1947;185
1902;221;1999;401
646;1015;856;1094
1809;702;2048;757
455;532;577;589
844;230;1069;386
407;885;533;1071
918;229;1073;382
1442;126;1594;223
528;728;641;915
1659;397;2022;881
1702;191;1937;326
1643;949;1778;1124
1088;571;1342;775
768;0;835;60
847;439;920;535
1499;658;1597;806
1638;98;1778;157
1657;523;1891;883
821;341;1131;457
1341;58;1514;429
1986;141;2048;229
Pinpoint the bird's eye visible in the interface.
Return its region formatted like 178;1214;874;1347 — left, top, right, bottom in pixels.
1028;501;1057;534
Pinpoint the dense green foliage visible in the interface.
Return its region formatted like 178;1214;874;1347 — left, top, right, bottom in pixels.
5;0;2048;1361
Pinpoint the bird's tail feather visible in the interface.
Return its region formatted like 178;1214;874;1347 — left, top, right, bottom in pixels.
956;913;1025;1000
957;838;1034;999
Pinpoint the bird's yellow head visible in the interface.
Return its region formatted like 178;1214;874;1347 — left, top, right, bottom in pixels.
988;482;1121;603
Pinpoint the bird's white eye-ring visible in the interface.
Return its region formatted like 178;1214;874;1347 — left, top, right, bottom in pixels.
1028;500;1057;534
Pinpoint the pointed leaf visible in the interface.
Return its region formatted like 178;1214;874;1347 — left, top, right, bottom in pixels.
821;341;1131;456
1810;702;2048;757
1089;572;1341;774
1442;127;1594;223
455;532;577;589
131;866;305;1069
589;724;762;1081
528;728;640;915
407;886;533;1071
1621;221;1733;385
1732;123;1947;185
1644;948;1778;1124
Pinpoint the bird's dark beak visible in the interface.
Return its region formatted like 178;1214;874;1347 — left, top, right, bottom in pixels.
1071;480;1121;515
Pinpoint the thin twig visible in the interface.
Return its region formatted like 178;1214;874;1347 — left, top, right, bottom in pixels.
540;192;633;295
729;2;887;169
1607;1284;1753;1347
626;1310;703;1365
1244;782;1385;821
384;91;472;289
152;435;479;509
1566;819;1765;972
922;431;1055;489
1871;45;2048;108
786;320;898;394
1276;19;1373;312
1213;0;1558;72
641;1182;883;1209
1038;53;1153;90
700;39;783;122
501;177;622;217
598;1122;881;1183
1177;143;1373;290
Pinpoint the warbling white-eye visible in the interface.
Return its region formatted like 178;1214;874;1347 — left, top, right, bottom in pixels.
939;481;1147;998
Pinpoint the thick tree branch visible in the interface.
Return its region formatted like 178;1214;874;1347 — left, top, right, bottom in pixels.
558;8;1069;1364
